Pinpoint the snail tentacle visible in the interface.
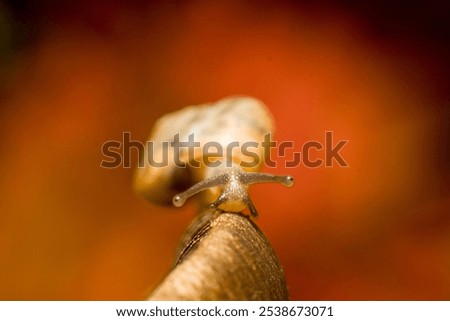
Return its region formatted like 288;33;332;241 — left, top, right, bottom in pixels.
210;193;228;210
173;169;294;219
243;195;259;219
173;173;230;207
240;172;294;187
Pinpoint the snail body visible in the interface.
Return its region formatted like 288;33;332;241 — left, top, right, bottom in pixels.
134;96;294;218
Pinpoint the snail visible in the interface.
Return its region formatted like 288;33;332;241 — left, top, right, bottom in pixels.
134;96;294;218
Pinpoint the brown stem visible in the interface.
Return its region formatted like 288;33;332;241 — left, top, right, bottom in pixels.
147;210;289;300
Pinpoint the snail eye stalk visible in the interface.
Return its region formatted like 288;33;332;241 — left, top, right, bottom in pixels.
240;172;294;187
172;174;230;207
173;170;294;219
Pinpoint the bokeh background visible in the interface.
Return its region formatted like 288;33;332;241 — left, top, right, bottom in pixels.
0;0;449;300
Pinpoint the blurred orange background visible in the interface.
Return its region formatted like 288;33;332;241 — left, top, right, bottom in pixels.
0;0;448;300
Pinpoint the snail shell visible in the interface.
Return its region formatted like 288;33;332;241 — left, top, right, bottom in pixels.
133;96;293;218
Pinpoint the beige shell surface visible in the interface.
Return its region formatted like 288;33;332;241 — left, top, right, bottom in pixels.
133;96;275;205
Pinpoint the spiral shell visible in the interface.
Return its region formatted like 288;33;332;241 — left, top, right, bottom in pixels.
134;96;293;218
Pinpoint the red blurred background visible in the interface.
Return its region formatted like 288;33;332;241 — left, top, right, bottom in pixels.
0;0;448;300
